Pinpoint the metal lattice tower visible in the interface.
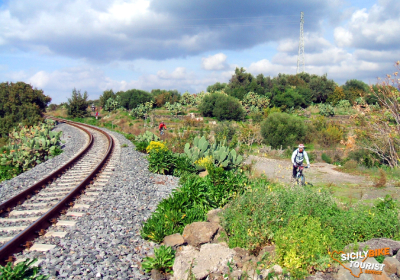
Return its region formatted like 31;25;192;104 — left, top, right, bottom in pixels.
297;12;305;74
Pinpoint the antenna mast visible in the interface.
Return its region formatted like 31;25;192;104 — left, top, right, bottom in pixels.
297;12;305;74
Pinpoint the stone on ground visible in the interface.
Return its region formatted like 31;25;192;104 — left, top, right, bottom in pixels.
182;222;220;247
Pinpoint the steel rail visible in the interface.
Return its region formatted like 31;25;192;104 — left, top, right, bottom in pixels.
0;117;114;265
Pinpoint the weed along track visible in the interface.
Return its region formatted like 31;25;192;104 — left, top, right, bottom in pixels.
0;117;120;265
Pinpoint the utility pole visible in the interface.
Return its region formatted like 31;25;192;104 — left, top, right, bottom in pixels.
297;12;305;74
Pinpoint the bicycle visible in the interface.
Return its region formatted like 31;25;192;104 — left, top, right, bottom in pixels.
295;164;309;186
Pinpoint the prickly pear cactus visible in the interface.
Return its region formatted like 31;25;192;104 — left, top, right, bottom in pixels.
135;131;159;143
183;136;243;169
0;120;64;171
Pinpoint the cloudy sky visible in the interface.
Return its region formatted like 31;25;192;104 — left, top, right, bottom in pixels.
1;0;399;104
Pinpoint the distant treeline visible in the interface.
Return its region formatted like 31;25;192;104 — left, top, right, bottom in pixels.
207;67;377;107
91;67;377;112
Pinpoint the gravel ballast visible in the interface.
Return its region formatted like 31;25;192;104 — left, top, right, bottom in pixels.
12;125;179;280
0;123;88;204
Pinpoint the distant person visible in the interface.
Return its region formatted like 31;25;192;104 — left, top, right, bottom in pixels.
291;144;310;179
96;111;99;120
159;121;167;135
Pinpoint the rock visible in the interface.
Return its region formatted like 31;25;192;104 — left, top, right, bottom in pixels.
212;228;227;244
199;170;208;178
260;269;272;279
163;233;186;249
257;245;275;262
207;209;223;224
233;247;250;269
272;264;282;275
383;257;399;275
172;243;236;280
242;256;258;272
182;222;220;247
397;264;400;277
230;270;242;280
334;257;390;280
151;269;168;280
346;238;400;256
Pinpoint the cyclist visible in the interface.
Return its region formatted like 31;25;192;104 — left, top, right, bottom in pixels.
159;121;167;135
291;144;310;179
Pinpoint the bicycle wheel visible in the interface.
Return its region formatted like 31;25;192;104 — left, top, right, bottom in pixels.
300;175;305;186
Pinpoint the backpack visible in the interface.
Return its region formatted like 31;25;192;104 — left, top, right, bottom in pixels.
294;149;305;164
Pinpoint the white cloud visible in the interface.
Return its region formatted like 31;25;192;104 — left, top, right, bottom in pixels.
277;34;331;54
157;67;190;80
333;0;400;49
201;53;229;70
28;71;50;88
248;59;290;75
334;27;354;47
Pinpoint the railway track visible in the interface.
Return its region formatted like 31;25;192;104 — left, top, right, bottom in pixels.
0;117;118;265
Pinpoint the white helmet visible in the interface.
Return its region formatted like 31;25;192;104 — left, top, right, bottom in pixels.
298;144;305;149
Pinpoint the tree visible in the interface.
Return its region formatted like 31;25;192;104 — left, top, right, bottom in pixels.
271;88;307;110
226;67;255;100
99;89;116;108
151;89;180;107
199;92;245;121
118;89;153;110
207;82;227;93
0;82;51;137
356;62;400;168
67;88;90;118
260;112;306;149
308;74;336;103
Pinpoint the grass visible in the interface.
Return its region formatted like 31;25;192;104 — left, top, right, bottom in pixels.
221;182;400;277
336;164;400;182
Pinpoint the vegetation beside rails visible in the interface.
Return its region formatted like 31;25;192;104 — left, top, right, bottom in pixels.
0;119;64;182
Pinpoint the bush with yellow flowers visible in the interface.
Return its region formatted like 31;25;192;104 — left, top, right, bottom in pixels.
146;141;167;153
194;156;213;171
274;215;335;278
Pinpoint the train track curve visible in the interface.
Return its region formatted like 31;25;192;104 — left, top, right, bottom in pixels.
0;117;115;265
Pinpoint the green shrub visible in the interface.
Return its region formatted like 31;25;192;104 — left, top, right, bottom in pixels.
271;88;307;110
172;154;196;177
263;107;281;117
249;112;264;123
134;141;149;153
213;95;245;121
320;125;344;147
141;245;175;274
347;149;381;168
0;165;22;182
118;89;153;110
221;185;400;256
321;153;332;164
148;149;176;175
0;258;49;280
260;112;306;149
199;93;245;121
67;88;90;118
376;195;397;211
318;103;335;117
275;216;335;278
135;131;159;142
214;122;236;144
141;166;249;243
0;120;64;171
0;82;51;137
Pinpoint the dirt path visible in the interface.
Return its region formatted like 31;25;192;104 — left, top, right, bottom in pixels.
244;156;400;203
245;155;370;187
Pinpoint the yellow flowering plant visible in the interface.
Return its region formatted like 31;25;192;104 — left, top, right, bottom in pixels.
194;156;213;171
146;141;167;153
